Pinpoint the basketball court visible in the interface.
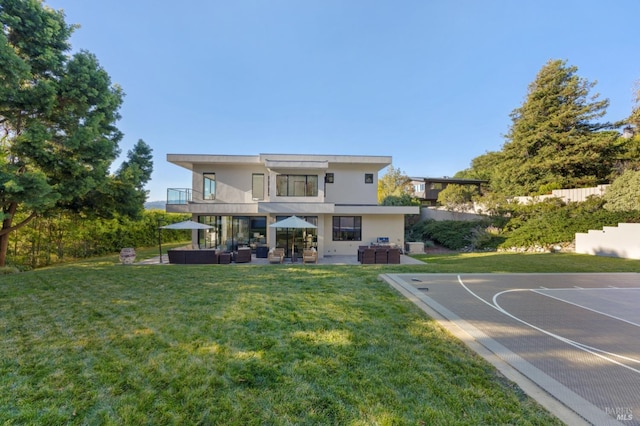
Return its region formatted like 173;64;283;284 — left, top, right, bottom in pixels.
382;273;640;426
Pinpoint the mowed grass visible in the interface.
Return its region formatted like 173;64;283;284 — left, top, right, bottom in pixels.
3;251;637;425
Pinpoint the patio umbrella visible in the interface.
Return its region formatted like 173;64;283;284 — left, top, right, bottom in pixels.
158;220;214;262
269;216;317;261
160;220;214;230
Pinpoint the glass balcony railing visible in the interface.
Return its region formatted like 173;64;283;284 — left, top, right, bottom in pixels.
167;188;192;205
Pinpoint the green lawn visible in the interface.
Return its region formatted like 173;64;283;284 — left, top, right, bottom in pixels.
2;251;637;425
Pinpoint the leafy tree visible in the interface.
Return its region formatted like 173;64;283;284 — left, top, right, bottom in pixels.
378;165;413;204
117;139;153;192
437;184;477;212
380;193;418;206
455;150;502;182
614;84;640;172
629;83;640;130
492;59;620;196
80;139;154;219
0;0;125;265
112;139;154;216
603;169;640;211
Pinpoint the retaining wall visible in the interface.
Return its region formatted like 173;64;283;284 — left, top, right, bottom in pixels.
575;223;640;260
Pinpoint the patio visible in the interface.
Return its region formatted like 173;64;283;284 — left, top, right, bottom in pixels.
136;252;425;265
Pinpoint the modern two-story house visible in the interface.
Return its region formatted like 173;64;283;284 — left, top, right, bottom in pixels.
165;153;419;259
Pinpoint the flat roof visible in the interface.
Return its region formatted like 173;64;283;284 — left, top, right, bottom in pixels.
168;153;392;171
410;176;487;184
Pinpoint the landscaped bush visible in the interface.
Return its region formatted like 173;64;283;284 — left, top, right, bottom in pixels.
499;197;640;248
0;266;20;275
408;196;640;252
7;210;190;269
408;218;504;250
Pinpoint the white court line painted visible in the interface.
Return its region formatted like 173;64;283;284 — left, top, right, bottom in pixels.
531;288;640;328
457;276;640;374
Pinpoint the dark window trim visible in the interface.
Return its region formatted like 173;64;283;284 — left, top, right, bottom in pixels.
203;172;216;200
276;174;319;197
332;216;362;241
252;173;264;200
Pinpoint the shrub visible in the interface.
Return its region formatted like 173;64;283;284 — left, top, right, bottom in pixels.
500;197;640;248
8;210;191;269
604;169;640;211
408;218;503;250
0;266;20;275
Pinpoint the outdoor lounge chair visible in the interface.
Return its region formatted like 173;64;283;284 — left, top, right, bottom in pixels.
302;249;318;264
268;248;285;264
234;247;252;263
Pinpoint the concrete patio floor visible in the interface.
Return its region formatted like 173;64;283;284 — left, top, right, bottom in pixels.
135;253;425;265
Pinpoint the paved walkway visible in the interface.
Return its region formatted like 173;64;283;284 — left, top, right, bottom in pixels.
136;253;425;265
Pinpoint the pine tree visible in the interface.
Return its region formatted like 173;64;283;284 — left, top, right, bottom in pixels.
492;59;620;196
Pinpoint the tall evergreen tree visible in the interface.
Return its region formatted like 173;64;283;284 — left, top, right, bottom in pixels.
118;139;153;192
616;84;640;171
492;59;620;196
0;0;125;265
76;139;154;220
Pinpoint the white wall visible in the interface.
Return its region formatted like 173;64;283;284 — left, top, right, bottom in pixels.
513;185;609;205
324;164;379;205
575;223;640;259
421;207;485;221
193;164;264;203
322;214;405;256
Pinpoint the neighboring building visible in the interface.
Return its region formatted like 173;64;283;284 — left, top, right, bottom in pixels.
165;153;419;259
409;176;486;206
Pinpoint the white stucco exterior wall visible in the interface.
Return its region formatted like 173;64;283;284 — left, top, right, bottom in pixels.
575;223;640;259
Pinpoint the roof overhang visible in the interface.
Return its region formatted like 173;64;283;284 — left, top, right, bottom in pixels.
167;154;260;171
264;160;329;172
334;205;420;215
168;153;393;172
258;202;335;214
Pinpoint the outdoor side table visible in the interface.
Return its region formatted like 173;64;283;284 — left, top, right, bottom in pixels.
218;252;231;264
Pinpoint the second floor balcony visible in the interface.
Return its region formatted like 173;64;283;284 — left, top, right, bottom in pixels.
167;188;192;205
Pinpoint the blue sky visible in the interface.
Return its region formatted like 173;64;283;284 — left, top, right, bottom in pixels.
45;0;640;201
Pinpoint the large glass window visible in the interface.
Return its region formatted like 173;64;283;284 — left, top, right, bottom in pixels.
252;173;264;200
276;175;318;197
203;173;216;200
197;215;266;252
274;216;318;258
332;216;362;241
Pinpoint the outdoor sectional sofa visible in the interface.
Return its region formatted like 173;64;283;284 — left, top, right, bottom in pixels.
357;247;401;264
168;249;218;264
167;248;254;264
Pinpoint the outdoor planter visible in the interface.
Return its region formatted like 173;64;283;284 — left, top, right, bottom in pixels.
119;248;136;264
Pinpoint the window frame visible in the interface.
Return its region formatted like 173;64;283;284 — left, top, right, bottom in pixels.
275;174;319;197
252;173;264;200
203;173;216;200
332;216;362;241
